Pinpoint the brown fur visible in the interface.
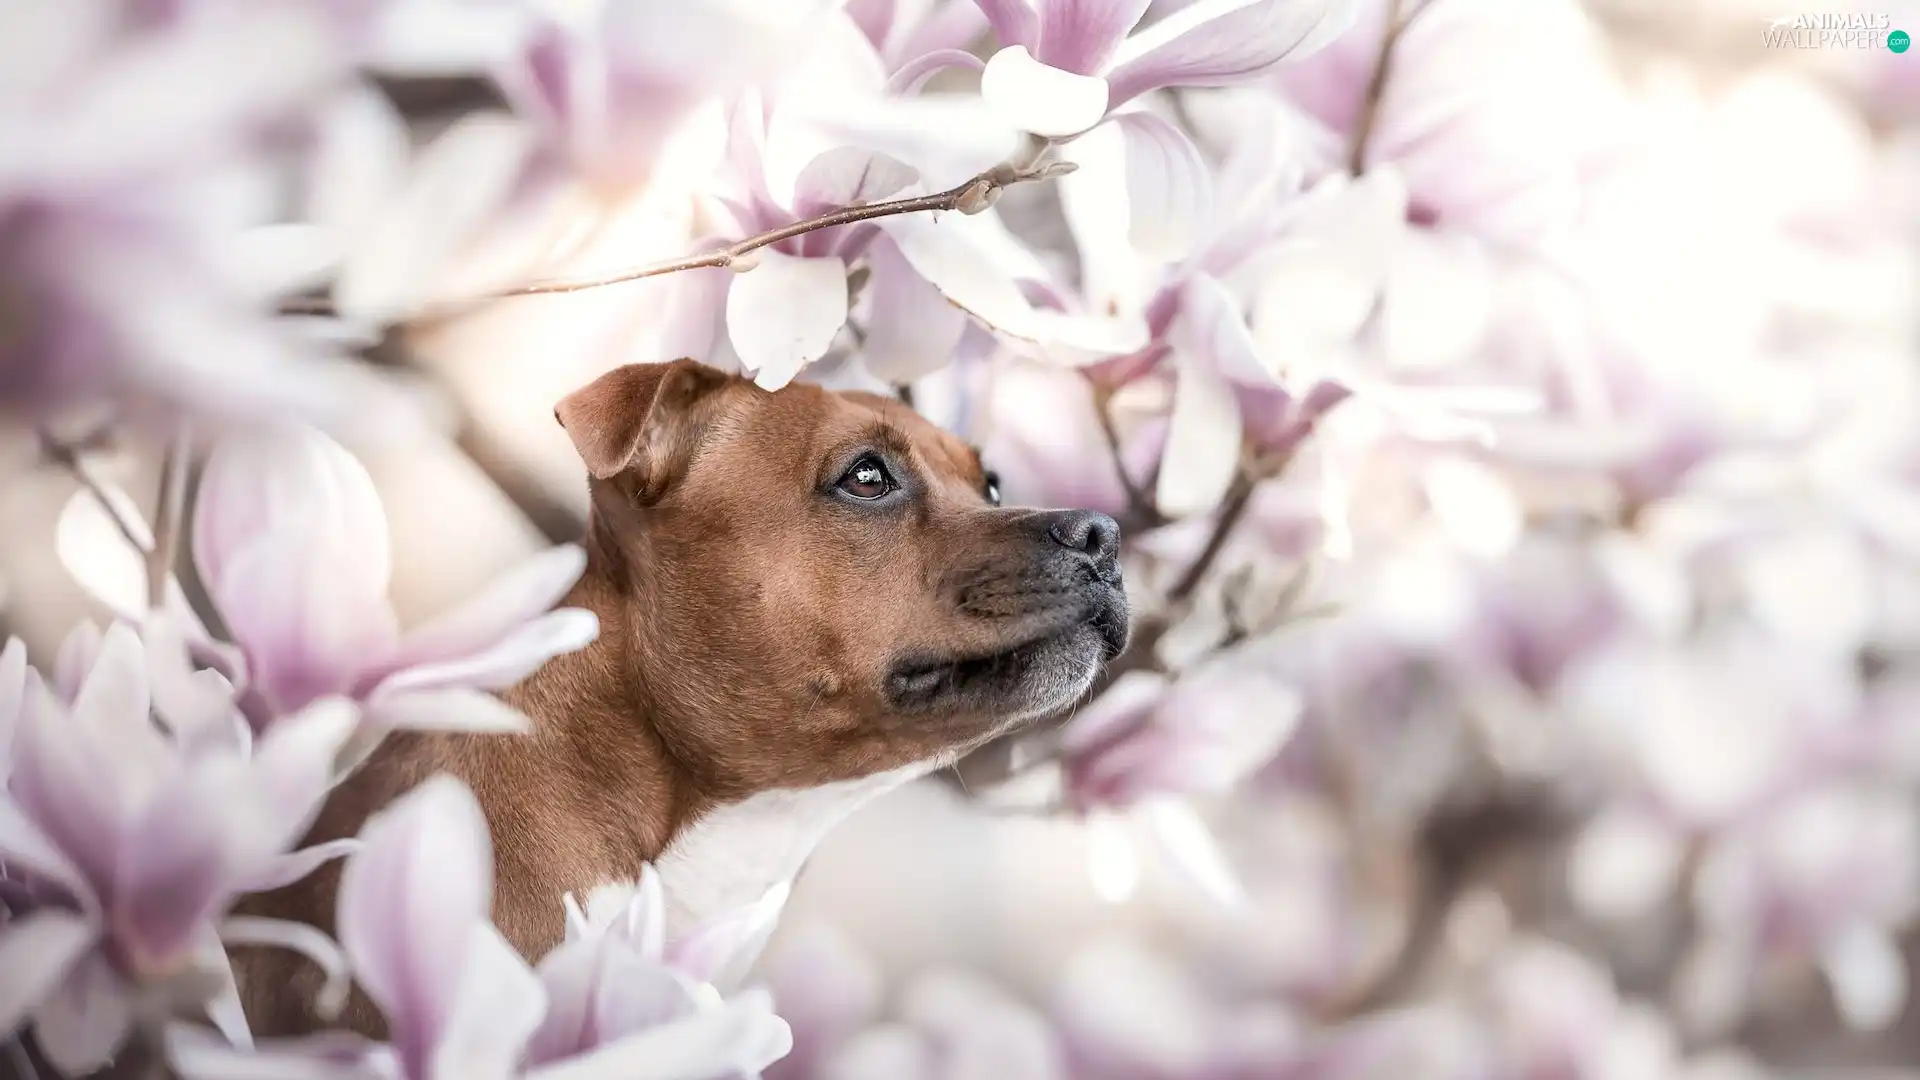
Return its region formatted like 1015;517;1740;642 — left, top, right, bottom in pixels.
234;359;1127;1037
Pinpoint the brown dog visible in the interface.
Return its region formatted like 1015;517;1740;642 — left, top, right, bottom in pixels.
239;357;1128;1034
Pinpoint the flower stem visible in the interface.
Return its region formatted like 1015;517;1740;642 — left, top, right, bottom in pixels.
148;425;191;611
284;149;1073;322
1348;0;1411;175
38;429;155;557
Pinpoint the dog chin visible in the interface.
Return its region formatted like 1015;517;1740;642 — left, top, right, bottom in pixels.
885;592;1130;722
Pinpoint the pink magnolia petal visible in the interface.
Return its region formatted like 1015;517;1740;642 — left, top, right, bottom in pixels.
861;237;970;384
791;146;920;220
383;545;589;679
586;958;701;1050
980;45;1110;137
332;112;537;323
887;49;986;94
215;533;394;715
1112;110;1213;260
11;674;123;895
0;908;97;1036
243;699;360;856
526;989;793;1080
666;879;792;988
31;949;133;1076
52;621;103;703
336;776;494;1076
194;425;391;612
1059;671;1171;756
431;924;548;1080
1155;340;1245;519
113;757;258;973
238;839;361;895
165;1025;387;1080
1175;273;1274;386
972;0;1042;49
1105;0;1360;108
726;251;852;391
373;608;598;699
1037;0;1154;74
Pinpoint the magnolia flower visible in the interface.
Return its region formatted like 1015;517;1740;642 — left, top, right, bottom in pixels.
59;424;597;740
0;0;417;430
1051;659;1303;906
0;622;357;1074
974;0;1358;140
170;775;793;1080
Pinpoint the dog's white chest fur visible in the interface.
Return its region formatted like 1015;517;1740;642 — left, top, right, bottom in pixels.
634;762;933;937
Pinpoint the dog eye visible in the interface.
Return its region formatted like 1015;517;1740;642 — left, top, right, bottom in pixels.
983;470;1002;507
837;457;895;500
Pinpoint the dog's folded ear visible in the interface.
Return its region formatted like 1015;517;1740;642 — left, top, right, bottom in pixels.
555;359;735;497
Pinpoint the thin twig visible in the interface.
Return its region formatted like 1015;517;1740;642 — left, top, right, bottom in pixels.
1090;385;1161;531
38;430;154;556
1348;0;1410;175
283;152;1073;321
147;425;191;610
1167;478;1257;605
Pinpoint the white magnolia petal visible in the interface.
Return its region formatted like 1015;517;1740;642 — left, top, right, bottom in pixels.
1176;274;1273;385
165;1025;385;1080
1112;111;1213;261
366;688;535;736
1249;170;1407;365
219;917;352;1019
333;112;537;323
1382;230;1492;372
861;238;970;384
791;146;920;218
33;951;133;1075
725;251;852;391
385;545;589;674
979;46;1110;137
1155;342;1244;519
1105;0;1361;107
526;991;793;1080
0;909;97;1035
306;86;413;240
431;925;548;1080
882;214;1043;341
1138;798;1247;907
373;608;599;698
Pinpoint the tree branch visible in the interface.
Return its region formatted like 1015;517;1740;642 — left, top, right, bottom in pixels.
1348;0;1410;175
147;426;191;610
38;430;154;556
283;152;1074;321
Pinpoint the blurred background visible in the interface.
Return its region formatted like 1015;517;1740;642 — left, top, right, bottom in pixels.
4;0;1919;1076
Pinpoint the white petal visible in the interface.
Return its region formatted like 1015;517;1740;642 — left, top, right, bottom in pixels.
54;487;153;622
366;688;535;735
1248;170;1406;370
979;46;1110;138
373;609;599;698
220;917;352;1020
431;925;548;1080
0;909;97;1035
1155;341;1244;519
333;112;537;323
1138;799;1246;907
1823;922;1908;1033
1112;111;1213;261
860;238;969;384
526;991;793;1080
384;545;590;675
32;951;132;1075
1085;814;1142;904
1382;230;1492;372
306;86;413;240
725;251;851;391
1421;456;1523;559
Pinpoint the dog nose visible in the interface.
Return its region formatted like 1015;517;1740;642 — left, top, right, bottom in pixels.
1045;510;1121;564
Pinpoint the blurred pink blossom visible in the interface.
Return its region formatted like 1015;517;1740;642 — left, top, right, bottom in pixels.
59;425;598;739
0;622;356;1074
0;0;415;428
170;776;791;1080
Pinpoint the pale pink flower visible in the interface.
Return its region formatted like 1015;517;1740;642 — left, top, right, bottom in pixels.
0;621;356;1074
169;775;794;1080
58;424;597;739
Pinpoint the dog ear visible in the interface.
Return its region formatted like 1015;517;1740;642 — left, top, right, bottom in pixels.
554;360;734;493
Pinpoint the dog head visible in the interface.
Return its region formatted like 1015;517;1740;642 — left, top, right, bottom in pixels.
554;359;1130;790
